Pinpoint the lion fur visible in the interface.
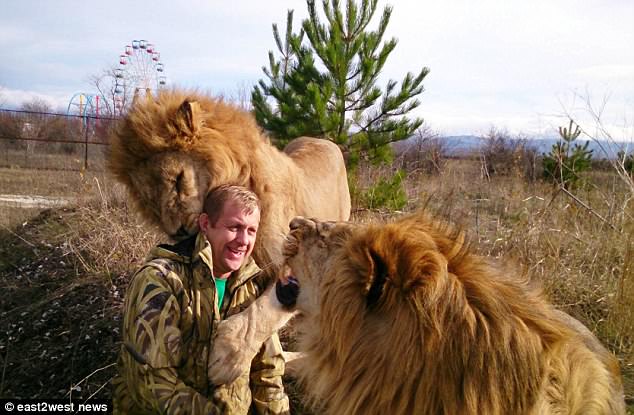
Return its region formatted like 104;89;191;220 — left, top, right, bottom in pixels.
108;89;351;270
284;213;625;415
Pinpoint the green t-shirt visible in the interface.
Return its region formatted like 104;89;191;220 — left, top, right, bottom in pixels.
215;278;227;309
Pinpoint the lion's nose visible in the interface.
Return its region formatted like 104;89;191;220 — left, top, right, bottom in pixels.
289;217;305;230
174;225;190;239
289;216;314;231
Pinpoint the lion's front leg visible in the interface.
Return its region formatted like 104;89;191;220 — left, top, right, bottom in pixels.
208;284;297;385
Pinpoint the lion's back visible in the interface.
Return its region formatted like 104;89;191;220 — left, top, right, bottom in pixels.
283;137;350;221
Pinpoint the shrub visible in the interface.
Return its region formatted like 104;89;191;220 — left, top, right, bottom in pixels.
362;169;407;210
617;151;634;177
398;126;447;175
543;120;593;190
478;127;540;181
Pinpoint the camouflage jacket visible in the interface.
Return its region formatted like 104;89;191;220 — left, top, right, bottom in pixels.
112;233;290;414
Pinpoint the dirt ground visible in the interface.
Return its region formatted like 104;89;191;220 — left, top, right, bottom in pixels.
0;209;121;399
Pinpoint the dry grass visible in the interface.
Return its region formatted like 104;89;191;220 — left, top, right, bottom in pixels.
0;160;632;409
0;146;108;171
0;166;87;196
58;177;163;279
0;166;162;267
0;169;162;400
0;166;92;229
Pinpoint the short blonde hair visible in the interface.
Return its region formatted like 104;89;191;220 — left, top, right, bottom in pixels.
203;184;260;225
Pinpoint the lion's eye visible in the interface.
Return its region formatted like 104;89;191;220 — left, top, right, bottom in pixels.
175;171;184;193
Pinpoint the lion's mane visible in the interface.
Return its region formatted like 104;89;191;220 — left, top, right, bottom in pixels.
108;89;350;270
284;213;625;414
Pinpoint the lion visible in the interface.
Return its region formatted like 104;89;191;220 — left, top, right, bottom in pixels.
108;89;351;384
108;89;350;265
282;214;626;415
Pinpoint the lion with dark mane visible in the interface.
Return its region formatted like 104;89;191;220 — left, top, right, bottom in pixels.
283;213;625;415
108;89;350;384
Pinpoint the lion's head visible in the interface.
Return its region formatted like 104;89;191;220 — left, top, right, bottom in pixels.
284;215;464;320
283;217;355;314
283;214;466;413
108;90;262;238
283;213;625;414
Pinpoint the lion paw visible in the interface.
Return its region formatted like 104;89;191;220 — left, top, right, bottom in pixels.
208;285;298;385
207;312;261;385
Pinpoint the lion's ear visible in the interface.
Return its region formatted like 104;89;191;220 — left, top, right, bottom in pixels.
365;248;389;308
176;99;204;137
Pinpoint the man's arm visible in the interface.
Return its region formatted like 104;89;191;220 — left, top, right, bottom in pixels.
120;266;225;414
249;333;290;415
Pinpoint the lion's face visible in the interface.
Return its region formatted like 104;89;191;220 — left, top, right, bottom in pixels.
283;215;449;316
130;151;210;238
283;217;354;313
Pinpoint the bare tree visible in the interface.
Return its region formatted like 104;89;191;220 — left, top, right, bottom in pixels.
220;81;255;111
479;127;539;181
20;98;69;154
20;98;51;155
398;125;447;175
88;65;131;117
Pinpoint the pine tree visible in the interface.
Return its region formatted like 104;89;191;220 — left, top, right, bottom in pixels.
252;0;429;166
543;120;593;190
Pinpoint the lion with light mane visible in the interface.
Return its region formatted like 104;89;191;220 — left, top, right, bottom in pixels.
283;213;625;415
108;89;350;384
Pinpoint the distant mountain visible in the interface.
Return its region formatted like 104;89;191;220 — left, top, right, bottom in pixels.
399;135;632;159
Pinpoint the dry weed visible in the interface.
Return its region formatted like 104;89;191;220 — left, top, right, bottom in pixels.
60;175;163;280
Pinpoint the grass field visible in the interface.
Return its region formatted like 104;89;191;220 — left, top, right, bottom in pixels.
0;159;632;411
0;166;106;228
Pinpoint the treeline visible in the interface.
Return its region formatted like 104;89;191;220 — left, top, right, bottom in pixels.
0;98;115;156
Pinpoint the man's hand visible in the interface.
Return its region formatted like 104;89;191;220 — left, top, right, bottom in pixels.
208;285;297;385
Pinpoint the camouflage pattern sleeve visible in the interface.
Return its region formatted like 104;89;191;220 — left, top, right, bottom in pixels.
249;333;290;415
120;265;225;414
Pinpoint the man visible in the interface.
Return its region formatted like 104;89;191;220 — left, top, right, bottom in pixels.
113;185;290;414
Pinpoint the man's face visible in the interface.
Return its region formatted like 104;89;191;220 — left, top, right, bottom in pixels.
199;200;260;279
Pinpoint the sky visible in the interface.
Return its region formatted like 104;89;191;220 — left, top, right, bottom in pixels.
1;0;633;139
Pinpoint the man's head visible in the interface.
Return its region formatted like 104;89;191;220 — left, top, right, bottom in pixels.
198;185;261;279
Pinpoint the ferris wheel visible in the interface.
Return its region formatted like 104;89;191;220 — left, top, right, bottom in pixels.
114;39;167;114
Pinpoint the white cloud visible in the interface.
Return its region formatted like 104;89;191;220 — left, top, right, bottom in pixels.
574;65;634;83
0;86;68;111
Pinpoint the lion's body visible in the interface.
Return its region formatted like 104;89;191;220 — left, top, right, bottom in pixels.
283;214;625;415
108;89;350;270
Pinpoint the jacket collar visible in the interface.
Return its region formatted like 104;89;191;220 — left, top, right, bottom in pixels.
148;232;261;285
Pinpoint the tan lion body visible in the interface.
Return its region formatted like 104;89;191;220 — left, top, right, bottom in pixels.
108;89;350;269
284;214;625;415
